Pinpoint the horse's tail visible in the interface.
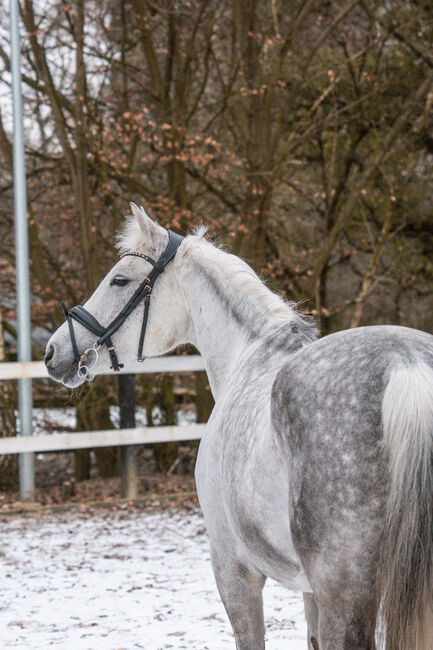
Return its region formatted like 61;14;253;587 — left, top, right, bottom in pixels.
379;361;433;650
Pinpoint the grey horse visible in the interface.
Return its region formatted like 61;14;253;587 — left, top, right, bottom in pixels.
45;206;433;649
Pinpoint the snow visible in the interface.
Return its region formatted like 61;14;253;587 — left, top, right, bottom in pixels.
0;508;307;649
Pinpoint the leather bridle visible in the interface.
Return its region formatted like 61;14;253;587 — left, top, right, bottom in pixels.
60;229;184;378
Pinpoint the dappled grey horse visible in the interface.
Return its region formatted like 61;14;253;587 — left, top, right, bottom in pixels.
45;206;433;649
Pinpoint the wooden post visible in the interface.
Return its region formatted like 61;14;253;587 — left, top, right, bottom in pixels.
118;374;138;499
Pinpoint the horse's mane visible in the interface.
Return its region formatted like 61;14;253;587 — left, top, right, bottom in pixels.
116;210;318;341
185;229;319;341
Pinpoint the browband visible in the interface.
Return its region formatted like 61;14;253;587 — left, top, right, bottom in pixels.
60;229;184;374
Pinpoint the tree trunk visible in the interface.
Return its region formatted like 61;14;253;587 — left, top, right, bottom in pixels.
195;371;214;423
74;377;119;480
0;316;18;491
118;374;138;499
350;200;394;328
152;374;178;473
74;402;91;482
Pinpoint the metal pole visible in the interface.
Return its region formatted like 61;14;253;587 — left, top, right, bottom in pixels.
10;0;35;501
118;374;138;499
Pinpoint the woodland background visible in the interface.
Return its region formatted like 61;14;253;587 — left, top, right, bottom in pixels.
0;0;432;491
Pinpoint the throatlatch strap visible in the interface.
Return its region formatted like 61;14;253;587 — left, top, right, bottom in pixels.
138;294;151;361
122;230;184;362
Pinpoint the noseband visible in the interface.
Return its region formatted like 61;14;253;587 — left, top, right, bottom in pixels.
60;229;184;377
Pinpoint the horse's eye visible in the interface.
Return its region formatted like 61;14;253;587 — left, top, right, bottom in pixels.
110;277;130;287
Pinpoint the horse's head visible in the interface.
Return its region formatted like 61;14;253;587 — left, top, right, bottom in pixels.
44;206;191;387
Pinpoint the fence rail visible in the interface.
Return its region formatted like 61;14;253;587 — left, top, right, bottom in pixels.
0;355;206;380
0;424;206;455
0;357;207;476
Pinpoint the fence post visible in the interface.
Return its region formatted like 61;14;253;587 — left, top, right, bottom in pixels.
118;374;138;499
10;0;35;501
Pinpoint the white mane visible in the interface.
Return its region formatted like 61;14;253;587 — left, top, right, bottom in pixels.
187;235;296;326
182;234;318;341
116;208;317;339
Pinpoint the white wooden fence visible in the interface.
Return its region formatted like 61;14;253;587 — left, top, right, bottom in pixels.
0;356;207;456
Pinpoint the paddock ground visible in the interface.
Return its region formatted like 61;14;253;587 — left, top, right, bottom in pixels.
0;506;307;649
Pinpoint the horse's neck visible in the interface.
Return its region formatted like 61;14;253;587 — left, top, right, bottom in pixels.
179;238;297;398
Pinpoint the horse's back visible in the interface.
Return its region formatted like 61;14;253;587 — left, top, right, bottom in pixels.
272;325;433;440
271;325;433;598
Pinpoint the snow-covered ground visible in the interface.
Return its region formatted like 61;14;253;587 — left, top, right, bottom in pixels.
0;508;307;649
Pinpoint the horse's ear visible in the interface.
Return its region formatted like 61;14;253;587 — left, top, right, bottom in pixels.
130;204;166;244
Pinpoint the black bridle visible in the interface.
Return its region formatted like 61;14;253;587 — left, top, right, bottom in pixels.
60;230;184;378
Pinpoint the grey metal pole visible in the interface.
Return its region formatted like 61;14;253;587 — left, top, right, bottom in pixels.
10;0;35;501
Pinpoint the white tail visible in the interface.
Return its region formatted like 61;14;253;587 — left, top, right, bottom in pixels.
379;362;433;649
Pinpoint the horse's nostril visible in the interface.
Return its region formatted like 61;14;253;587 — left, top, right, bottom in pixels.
45;344;55;365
